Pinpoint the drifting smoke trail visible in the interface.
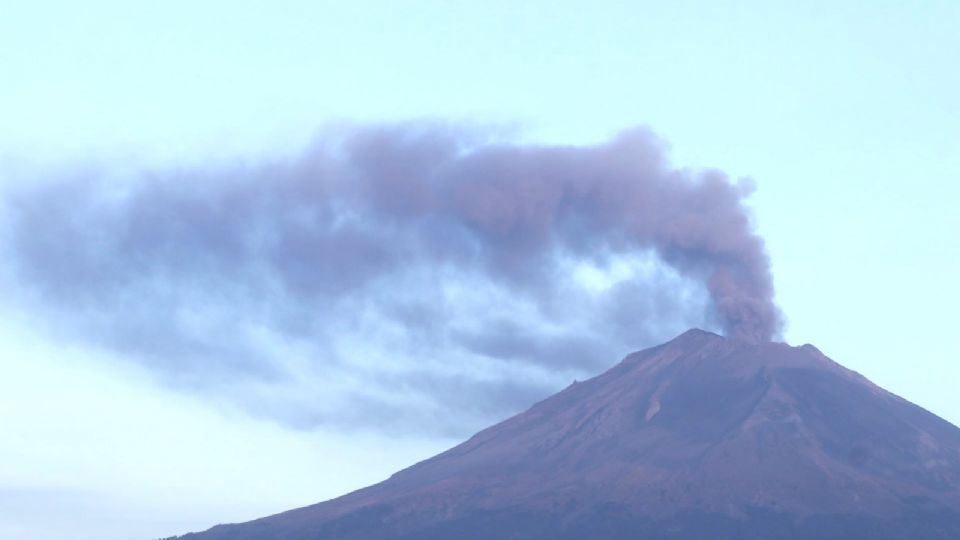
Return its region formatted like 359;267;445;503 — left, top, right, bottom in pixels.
1;122;782;432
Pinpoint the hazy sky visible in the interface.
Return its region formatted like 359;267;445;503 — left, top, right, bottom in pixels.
1;2;958;539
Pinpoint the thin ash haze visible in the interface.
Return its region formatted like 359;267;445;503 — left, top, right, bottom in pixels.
2;122;780;435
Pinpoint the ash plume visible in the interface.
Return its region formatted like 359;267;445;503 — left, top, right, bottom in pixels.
331;123;781;341
0;122;782;434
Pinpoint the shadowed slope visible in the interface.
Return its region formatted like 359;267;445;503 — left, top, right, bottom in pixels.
177;330;960;539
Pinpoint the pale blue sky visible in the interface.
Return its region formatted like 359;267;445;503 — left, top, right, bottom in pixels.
1;2;958;539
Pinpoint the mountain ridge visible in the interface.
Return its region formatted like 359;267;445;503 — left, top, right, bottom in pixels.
177;329;960;539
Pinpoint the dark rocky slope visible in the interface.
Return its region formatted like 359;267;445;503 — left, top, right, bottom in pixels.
178;329;960;539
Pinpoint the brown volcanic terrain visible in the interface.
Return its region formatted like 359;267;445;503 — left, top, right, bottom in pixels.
177;329;960;539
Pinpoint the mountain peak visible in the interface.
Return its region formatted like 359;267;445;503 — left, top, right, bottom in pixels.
179;332;960;540
672;327;723;340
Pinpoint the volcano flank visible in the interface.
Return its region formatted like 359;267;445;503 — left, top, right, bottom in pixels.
177;329;960;539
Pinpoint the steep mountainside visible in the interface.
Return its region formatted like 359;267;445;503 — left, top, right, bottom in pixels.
178;329;960;539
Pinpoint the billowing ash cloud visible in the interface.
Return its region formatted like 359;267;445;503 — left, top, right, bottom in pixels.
0;122;781;436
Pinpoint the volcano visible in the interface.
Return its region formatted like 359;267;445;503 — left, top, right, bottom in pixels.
176;329;960;539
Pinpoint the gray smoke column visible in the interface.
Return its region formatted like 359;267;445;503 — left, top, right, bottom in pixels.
338;124;782;341
1;122;782;433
